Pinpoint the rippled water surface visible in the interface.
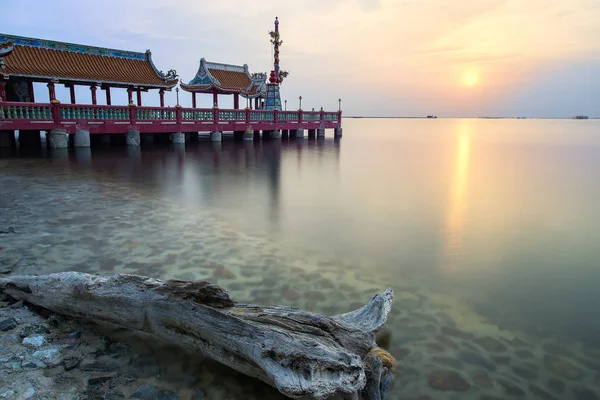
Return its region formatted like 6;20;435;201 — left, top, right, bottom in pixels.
1;118;600;399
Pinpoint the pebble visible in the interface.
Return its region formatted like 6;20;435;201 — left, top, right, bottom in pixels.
0;390;15;398
19;324;50;338
0;318;17;332
22;335;46;348
23;388;35;399
33;348;62;366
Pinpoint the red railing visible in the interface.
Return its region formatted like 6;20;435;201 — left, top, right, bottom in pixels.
0;101;342;133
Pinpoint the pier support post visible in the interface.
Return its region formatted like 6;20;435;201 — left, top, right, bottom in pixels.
334;127;343;138
271;130;282;139
244;129;254;141
295;128;305;139
317;128;325;138
308;129;316;139
74;130;90;147
171;132;185;144
48;129;68;149
0;130;16;148
210;131;222;142
126;129;141;146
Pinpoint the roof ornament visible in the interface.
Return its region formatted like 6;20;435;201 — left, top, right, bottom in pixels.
162;69;178;80
0;41;14;76
269;17;289;84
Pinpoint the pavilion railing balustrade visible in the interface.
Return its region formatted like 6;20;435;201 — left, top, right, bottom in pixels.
181;109;213;121
218;110;246;121
279;111;300;121
323;112;339;121
0;102;53;120
136;107;176;121
0;101;340;128
302;112;321;121
250;111;275;122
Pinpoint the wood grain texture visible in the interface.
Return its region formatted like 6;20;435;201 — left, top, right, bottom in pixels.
0;272;395;399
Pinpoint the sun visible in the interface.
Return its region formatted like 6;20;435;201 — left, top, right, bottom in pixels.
463;73;479;87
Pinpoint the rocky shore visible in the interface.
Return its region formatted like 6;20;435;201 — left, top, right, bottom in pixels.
0;298;285;400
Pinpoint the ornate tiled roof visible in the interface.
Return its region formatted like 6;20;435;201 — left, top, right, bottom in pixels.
181;58;266;98
0;34;178;88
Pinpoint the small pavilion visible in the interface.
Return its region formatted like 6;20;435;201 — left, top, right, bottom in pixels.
180;58;266;109
0;34;178;106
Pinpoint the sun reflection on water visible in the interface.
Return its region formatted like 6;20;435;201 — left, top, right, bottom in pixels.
442;119;472;272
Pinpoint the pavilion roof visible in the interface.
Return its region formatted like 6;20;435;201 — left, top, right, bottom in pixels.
180;58;266;98
0;34;178;89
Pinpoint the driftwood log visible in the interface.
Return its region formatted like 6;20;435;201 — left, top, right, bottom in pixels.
0;272;395;399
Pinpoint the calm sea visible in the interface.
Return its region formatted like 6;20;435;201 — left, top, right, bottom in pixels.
1;118;599;399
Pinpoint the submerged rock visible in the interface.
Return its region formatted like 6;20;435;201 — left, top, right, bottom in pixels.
473;336;507;353
529;384;561;400
544;355;584;380
459;351;496;371
427;370;470;391
497;378;525;396
441;326;473;340
573;387;599;400
471;371;492;388
129;384;177;400
547;377;566;394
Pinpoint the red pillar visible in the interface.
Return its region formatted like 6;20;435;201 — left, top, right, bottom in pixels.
234;93;239;109
69;85;76;104
105;87;112;105
0;80;6;102
212;91;218;107
47;81;56;102
136;88;142;106
90;85;97;105
159;89;165;107
127;87;133;104
192;92;197;108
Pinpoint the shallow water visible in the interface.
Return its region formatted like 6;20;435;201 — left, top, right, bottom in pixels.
1;118;600;399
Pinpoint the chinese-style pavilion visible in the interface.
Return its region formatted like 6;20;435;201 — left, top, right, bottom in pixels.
0;34;178;106
180;58;266;109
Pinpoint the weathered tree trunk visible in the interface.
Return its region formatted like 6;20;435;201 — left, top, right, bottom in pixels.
0;272;395;399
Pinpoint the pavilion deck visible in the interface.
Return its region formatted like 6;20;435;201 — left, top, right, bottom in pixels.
0;101;341;135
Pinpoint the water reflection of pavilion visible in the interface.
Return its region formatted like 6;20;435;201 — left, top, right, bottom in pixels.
68;140;340;230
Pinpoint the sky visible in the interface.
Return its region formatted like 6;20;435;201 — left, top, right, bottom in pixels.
3;0;599;117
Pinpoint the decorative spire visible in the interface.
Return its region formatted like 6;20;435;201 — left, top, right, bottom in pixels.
269;17;289;85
